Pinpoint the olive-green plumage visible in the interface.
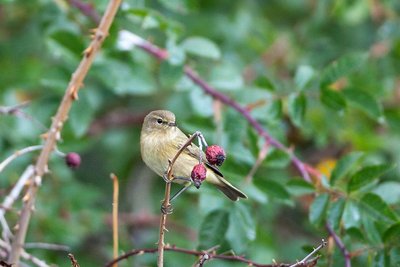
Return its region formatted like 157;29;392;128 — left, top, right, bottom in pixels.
140;110;247;201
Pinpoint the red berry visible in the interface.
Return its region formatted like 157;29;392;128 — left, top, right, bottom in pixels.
65;152;81;168
191;163;207;188
206;145;226;166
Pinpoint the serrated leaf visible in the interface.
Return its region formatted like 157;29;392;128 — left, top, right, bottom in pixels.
348;164;392;192
286;179;315;196
360;193;397;223
309;193;330;225
383;222;400;244
295;65;314;90
288;92;306;127
226;203;256;253
343;89;383;120
181;36;221;60
327;198;346;231
198;209;229;250
342;200;361;229
320;88;346;111
258;179;290;200
331;152;364;185
320;52;368;88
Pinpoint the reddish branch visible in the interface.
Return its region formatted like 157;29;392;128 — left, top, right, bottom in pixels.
326;223;351;267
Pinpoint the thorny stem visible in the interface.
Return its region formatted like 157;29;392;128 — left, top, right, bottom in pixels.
8;0;122;264
157;132;201;267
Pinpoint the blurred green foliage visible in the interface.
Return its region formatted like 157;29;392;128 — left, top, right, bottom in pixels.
1;0;400;266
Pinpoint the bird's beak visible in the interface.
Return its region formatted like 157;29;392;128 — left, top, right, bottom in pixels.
168;122;177;127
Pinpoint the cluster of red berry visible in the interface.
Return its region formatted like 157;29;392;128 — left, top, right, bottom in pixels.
191;145;225;188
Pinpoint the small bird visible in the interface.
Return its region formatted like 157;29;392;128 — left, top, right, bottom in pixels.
140;110;247;201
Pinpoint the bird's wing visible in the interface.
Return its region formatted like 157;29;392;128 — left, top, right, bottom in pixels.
174;129;224;177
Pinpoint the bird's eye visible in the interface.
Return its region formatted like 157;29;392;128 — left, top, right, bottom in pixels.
157;119;163;124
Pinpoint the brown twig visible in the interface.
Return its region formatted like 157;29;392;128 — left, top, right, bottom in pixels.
105;244;321;267
157;132;201;267
245;142;269;183
110;173;119;267
7;0;122;264
68;0;101;23
68;253;80;267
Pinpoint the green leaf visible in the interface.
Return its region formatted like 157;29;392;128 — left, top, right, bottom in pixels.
265;148;290;168
258;179;290;200
320;88;346;111
286;179;315;196
320;52;368;88
243;183;268;204
383;222;400;244
362;216;382;244
360;193;397;223
342;200;361;229
374;250;391;267
390;248;400;266
373;182;400;205
327;198;346;231
69;90;97;137
348;164;392;192
226;203;256;253
309;193;330;225
294;65;314;90
266;99;283;121
346;227;365;241
330;152;364;185
288;92;306;127
181;36;221;60
343;89;383;120
255;75;275;91
198;209;230;250
49;30;85;57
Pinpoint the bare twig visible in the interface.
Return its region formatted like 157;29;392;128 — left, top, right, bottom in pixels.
245;142;269;183
68;253;80;267
24;242;70;251
289;239;326;267
110;173;119;267
105;244;321;267
8;0;122;264
0;102;29;115
0;239;50;267
0;146;43;173
0;165;35;241
326;223;351;267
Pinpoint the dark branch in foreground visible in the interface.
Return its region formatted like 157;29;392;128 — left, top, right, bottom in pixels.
104;244;321;267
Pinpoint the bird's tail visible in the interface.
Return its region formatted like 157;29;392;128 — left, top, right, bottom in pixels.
215;176;247;201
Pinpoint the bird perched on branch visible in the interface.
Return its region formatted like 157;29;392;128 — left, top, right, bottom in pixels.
140;110;247;201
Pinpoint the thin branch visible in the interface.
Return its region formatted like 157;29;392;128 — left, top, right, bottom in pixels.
289;239;326;267
8;0;122;264
0;102;29;115
105;244;321;267
67;0;101;23
68;253;80;267
110;173;119;267
245;142;269;183
0;239;50;267
24;242;70;251
0;146;43;173
326;223;351;267
157;132;201;267
184;66;311;182
0;165;35;241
